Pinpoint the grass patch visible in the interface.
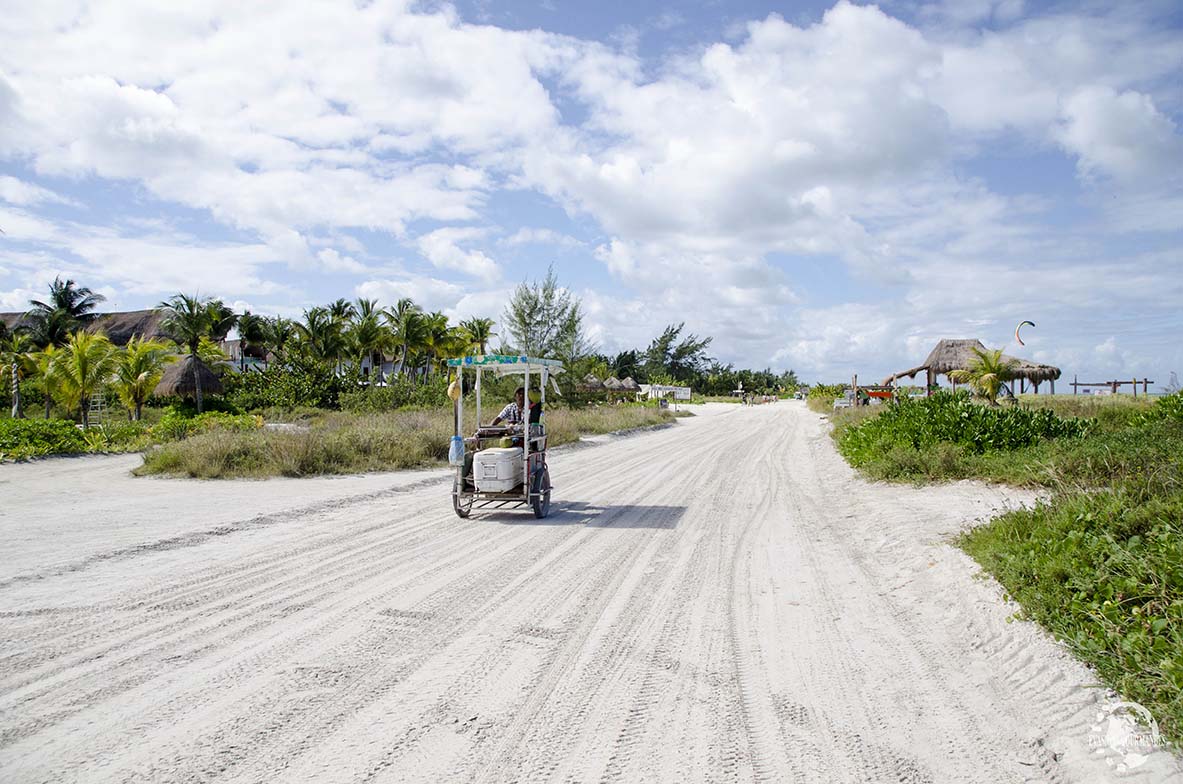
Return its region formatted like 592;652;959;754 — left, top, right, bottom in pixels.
960;485;1183;746
136;405;676;479
829;390;1183;745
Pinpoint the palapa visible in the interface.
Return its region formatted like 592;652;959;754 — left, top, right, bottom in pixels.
619;377;641;392
155;355;224;398
603;376;624;391
580;373;605;390
882;339;1061;386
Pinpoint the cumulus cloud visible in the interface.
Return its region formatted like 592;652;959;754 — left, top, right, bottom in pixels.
0;0;1180;381
416;227;500;283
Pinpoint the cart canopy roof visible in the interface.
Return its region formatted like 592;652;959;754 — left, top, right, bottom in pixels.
447;354;565;375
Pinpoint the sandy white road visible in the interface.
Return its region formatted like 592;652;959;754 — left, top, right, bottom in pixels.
1;402;1179;783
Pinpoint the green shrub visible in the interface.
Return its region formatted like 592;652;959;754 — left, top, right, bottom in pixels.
338;378;449;412
224;361;362;411
0;418;87;459
807;383;847;413
839;391;1092;467
153;407;264;441
81;421;153;453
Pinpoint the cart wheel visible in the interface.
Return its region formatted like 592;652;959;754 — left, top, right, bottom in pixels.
453;475;473;518
530;466;551;519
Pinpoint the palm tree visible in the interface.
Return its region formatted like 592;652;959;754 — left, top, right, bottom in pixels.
347;311;393;380
264;317;297;360
298;307;347;365
385;298;421;378
24;277;106;348
354;298;380;320
51;331;117;428
113;336;176;420
948;347;1018;406
158;294;215;413
206;301;238;342
32;345;60;418
2;329;34;418
236;311;268;370
328;298;357;323
460;317;496;354
420;311;451;380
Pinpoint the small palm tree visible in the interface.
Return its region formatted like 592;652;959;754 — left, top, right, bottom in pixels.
460;317;496;354
2;329;34;418
51;331;117;428
948;347;1018;406
420;311;451;379
158;294;215;413
114;336;176;420
32;345;60;418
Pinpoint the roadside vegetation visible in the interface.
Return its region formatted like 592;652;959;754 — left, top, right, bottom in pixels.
827;389;1183;745
2;270;706;474
136;405;675;478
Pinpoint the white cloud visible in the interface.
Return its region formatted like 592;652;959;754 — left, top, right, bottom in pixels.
0;176;78;207
1056;86;1183;184
416;227;500;283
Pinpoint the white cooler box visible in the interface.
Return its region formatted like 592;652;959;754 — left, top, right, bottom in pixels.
473;447;524;493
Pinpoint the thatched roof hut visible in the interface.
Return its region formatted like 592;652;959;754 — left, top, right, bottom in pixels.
155;355;224;398
579;373;605;390
90;310;170;346
620;377;641;392
0;309;171;347
603;376;624;391
883;339;1061;388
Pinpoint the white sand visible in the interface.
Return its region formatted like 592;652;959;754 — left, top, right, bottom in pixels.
0;401;1179;783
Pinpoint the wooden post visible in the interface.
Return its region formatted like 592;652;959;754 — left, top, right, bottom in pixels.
1132;378;1137;398
1020;378;1025;394
1073;374;1078;395
1050;379;1055;395
1112;380;1118;394
1144;378;1149;395
1034;381;1039;395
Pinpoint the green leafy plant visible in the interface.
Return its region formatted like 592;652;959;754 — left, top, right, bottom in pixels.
0;418;87;460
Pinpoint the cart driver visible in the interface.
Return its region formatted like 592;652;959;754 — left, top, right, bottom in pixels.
490;386;543;428
490;387;527;427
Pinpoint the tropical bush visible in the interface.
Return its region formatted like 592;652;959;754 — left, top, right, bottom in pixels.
223;362;361;411
338;377;449;412
807;383;846;413
838;391;1091;467
153;408;264;441
0;418;87;459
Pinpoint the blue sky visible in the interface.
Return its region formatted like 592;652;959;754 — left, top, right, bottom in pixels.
1;0;1181;385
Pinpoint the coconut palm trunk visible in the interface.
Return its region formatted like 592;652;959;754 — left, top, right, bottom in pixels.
192;352;204;413
10;360;21;419
80;395;89;429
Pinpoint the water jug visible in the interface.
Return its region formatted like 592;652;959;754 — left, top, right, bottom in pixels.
448;435;465;466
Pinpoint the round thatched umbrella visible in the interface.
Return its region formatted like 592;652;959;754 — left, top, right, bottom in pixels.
155;355;224;399
580;373;605;391
603;376;624;391
620;377;641;393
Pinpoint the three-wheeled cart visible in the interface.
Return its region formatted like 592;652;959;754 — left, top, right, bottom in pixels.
446;355;564;519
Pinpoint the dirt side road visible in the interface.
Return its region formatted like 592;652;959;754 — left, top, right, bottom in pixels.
1;402;1179;783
